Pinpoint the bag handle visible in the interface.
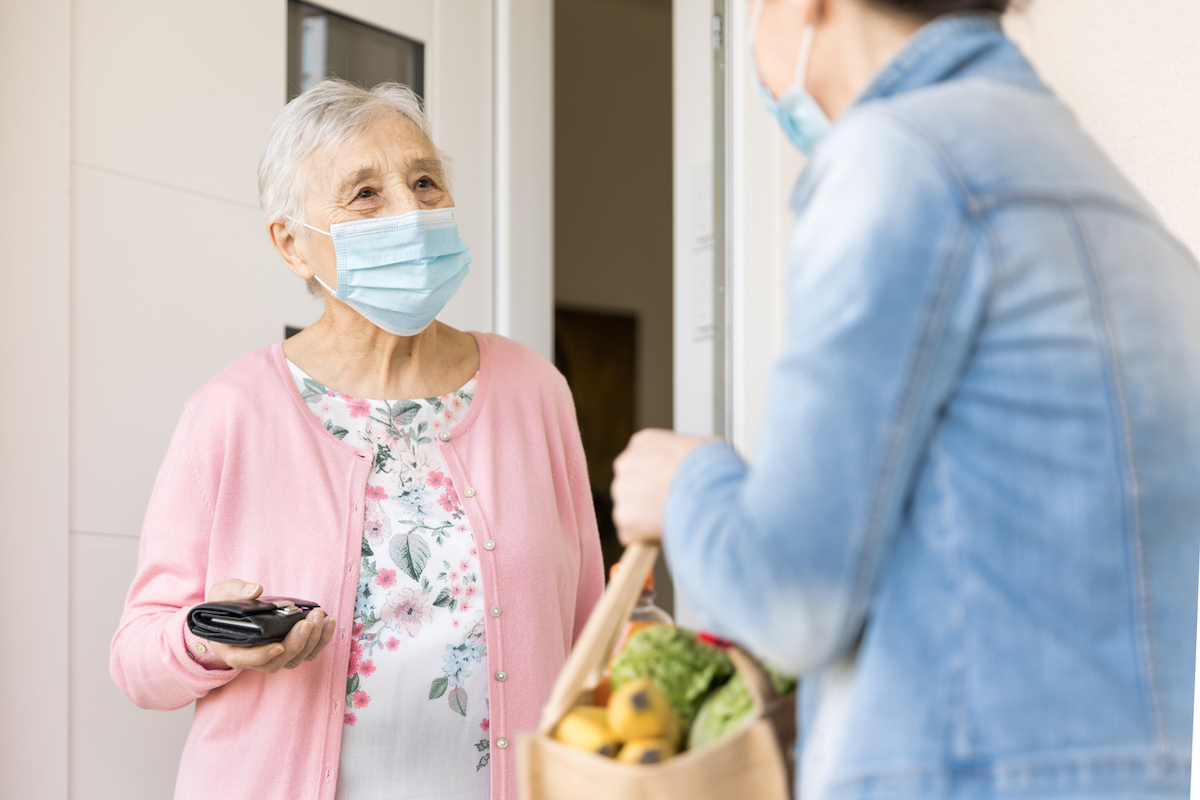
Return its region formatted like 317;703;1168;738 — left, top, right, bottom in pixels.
726;645;782;713
539;541;660;734
538;540;787;734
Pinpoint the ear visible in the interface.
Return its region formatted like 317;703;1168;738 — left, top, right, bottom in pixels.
268;219;315;281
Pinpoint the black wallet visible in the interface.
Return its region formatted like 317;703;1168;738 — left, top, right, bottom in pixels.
187;596;321;646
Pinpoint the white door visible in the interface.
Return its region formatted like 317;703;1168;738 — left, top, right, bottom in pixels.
671;1;803;626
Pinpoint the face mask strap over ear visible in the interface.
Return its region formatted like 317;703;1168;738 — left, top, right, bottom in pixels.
794;22;818;94
286;216;333;237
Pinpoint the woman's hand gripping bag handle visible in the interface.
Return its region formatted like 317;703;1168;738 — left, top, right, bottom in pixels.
518;540;794;800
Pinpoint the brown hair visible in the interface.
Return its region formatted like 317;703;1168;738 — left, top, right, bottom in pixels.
867;0;1012;20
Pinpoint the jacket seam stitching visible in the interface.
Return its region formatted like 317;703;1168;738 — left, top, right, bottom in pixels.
1064;204;1166;751
936;454;972;761
846;221;975;646
871;109;979;218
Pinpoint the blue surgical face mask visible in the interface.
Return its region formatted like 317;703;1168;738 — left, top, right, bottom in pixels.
749;0;831;156
291;207;471;337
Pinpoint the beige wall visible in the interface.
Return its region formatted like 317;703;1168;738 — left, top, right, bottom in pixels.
0;3;71;797
1005;1;1200;260
554;0;674;431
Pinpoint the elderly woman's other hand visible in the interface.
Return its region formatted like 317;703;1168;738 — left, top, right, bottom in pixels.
204;579;337;673
612;430;714;546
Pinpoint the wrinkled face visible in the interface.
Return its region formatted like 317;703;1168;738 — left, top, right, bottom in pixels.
752;0;811;99
294;113;454;290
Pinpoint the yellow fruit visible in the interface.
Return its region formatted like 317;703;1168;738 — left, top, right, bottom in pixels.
615;737;676;765
554;706;621;757
607;678;676;742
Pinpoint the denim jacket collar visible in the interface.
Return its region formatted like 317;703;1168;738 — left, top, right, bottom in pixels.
854;12;1046;108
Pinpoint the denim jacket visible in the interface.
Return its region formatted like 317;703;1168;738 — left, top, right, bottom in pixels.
665;14;1200;799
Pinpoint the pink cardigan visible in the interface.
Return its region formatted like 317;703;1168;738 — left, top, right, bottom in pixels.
110;332;604;800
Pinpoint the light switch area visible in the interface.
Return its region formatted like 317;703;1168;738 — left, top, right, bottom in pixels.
69;531;192;800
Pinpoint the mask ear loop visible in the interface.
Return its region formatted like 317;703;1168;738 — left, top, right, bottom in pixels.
284;216;340;296
286;216;332;237
747;1;817;97
794;23;818;95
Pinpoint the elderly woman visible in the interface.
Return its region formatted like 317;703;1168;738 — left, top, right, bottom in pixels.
111;79;603;800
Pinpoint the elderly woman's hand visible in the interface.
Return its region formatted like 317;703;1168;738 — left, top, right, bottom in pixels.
204;579;337;673
611;430;715;546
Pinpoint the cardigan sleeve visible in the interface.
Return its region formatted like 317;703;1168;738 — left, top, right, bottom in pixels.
558;380;605;643
110;401;241;710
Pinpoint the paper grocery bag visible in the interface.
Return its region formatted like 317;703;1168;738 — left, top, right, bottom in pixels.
518;542;794;800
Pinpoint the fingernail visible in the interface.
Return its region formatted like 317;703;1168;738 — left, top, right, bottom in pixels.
270;645;285;657
245;583;261;595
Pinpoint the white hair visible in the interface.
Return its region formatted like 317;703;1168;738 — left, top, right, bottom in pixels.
257;78;439;230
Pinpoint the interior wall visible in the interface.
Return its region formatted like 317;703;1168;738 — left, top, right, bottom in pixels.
0;3;71;798
1005;1;1200;261
554;0;674;433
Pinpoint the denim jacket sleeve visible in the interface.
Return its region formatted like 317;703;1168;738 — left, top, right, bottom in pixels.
663;108;990;675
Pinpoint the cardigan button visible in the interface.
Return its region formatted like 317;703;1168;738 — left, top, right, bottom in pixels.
195;642;208;654
490;606;502;618
463;488;476;498
439;431;451;442
483;540;495;551
496;737;509;749
495;671;507;682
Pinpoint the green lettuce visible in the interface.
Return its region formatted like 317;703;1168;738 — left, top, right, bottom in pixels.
608;626;733;722
688;668;797;750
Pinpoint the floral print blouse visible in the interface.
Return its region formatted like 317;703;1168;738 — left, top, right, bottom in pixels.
288;360;490;800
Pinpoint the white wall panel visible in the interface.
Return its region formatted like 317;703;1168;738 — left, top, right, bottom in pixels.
494;0;555;358
429;2;494;334
72;0;287;207
672;1;716;439
70;532;192;800
0;3;70;797
70;165;320;538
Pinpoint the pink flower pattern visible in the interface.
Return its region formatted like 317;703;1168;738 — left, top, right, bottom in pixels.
288;361;488;776
382;588;434;638
438;487;460;513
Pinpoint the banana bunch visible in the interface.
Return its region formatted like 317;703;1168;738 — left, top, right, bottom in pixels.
553;678;683;765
